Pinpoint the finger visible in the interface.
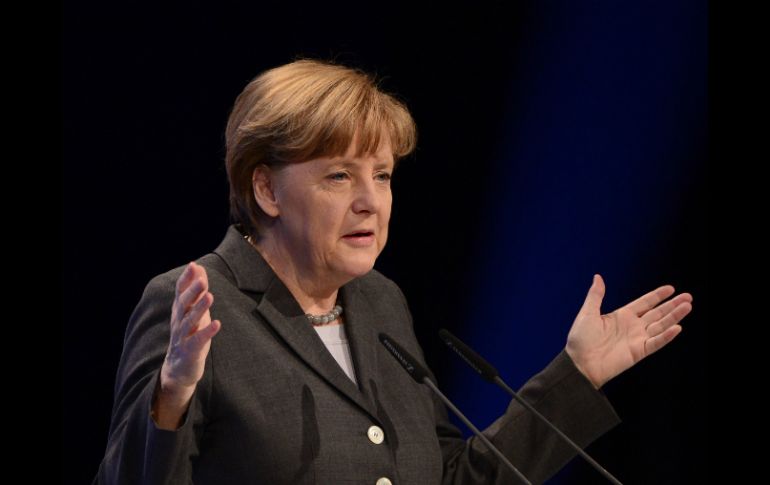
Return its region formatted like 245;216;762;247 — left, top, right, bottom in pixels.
182;265;211;310
188;319;222;352
179;292;214;337
181;278;207;309
578;274;606;317
641;292;693;327
626;284;676;317
172;278;208;330
190;263;210;289
644;324;682;356
646;301;693;336
175;262;200;297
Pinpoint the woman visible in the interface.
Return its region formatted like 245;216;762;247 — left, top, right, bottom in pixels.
95;59;693;484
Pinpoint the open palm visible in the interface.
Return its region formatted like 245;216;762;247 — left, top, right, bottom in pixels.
565;274;693;389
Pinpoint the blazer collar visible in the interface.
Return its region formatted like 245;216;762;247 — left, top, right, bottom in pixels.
212;225;276;293
212;225;381;420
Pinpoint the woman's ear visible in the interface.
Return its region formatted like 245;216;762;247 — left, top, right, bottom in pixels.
252;165;280;218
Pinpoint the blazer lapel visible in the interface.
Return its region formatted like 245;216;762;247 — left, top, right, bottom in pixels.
339;283;381;410
256;278;378;418
213;224;382;420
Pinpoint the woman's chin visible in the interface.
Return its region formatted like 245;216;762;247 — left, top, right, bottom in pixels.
337;258;376;280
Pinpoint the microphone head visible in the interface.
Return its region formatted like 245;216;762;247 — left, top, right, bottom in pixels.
439;329;499;382
379;333;429;383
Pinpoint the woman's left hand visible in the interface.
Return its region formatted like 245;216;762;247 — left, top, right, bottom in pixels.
565;274;693;389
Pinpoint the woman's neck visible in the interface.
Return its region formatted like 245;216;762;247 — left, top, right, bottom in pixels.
249;233;343;315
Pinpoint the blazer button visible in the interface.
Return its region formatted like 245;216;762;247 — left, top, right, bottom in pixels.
375;478;392;485
367;425;385;444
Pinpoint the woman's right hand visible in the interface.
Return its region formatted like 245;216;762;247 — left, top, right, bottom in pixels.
153;262;222;429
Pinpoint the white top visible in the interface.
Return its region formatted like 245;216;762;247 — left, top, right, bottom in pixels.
313;323;358;384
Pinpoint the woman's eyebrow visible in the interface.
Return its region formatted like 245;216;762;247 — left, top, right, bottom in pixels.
330;160;394;170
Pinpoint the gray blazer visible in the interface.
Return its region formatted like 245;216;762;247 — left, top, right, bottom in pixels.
95;225;620;484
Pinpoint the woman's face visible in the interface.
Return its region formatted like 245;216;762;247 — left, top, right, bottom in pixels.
269;137;394;283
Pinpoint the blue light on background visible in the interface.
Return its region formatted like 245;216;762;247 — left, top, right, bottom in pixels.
444;2;706;483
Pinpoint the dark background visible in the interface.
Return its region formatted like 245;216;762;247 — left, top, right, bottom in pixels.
63;1;708;483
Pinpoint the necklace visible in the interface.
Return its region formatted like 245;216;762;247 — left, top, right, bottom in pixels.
306;305;343;326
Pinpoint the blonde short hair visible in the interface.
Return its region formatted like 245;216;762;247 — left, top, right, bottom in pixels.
224;58;417;238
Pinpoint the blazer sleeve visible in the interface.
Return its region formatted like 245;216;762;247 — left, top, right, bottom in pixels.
94;269;213;485
390;283;621;485
438;350;621;485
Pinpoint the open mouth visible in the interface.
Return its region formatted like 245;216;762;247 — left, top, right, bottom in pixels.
343;231;374;238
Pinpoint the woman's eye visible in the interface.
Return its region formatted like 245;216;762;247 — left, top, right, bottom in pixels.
329;172;348;181
375;172;392;182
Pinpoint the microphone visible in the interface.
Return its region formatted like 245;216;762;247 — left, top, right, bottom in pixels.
438;328;624;485
378;333;532;485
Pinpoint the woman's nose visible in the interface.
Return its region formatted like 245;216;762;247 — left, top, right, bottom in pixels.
351;178;383;214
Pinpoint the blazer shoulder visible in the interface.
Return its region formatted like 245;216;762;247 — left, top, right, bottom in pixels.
354;269;412;315
356;268;403;295
140;253;227;299
140;266;184;302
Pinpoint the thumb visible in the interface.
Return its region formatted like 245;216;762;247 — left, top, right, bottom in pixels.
578;274;605;317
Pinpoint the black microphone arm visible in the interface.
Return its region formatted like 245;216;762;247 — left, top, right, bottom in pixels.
438;328;624;485
378;333;532;485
